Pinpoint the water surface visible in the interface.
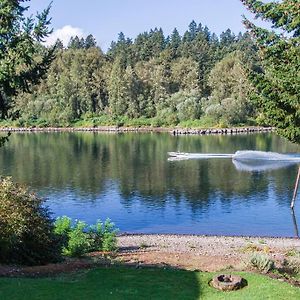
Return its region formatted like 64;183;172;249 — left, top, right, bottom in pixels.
0;132;299;237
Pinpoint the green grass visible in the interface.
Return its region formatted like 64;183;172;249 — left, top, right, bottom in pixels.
0;267;299;300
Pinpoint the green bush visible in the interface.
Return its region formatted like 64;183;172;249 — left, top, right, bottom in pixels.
89;219;118;252
54;216;72;236
63;221;92;257
54;217;118;257
0;177;62;265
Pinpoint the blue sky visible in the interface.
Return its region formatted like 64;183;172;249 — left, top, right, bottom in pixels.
28;0;263;50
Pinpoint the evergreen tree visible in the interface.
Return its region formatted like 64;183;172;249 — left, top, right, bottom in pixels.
149;28;166;56
108;32;133;66
188;20;198;40
108;56;128;115
85;34;97;49
0;0;54;118
55;38;64;50
220;29;236;46
242;0;300;142
132;32;149;61
168;28;181;58
68;36;84;49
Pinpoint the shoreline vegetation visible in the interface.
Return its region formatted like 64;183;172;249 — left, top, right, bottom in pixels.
0;125;273;135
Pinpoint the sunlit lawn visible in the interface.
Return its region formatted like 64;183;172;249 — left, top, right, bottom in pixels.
0;267;299;300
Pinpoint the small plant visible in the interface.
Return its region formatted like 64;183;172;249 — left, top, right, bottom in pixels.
140;242;149;249
89;219;118;252
258;239;266;245
241;243;262;253
63;221;92;257
248;253;275;273
281;258;300;275
285;248;300;257
54;217;118;257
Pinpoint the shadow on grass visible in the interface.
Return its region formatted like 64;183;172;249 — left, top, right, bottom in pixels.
0;266;202;300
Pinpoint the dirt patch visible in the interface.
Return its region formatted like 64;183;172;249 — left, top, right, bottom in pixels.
117;251;238;272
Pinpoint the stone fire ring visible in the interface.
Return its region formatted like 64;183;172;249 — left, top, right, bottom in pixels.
210;274;246;291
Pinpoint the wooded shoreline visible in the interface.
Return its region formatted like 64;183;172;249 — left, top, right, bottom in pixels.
0;126;274;135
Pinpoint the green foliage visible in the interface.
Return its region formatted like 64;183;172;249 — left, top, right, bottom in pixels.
0;177;62;265
89;219;118;252
8;20;259;127
54;217;118;257
63;221;91;257
242;0;300;143
0;0;54;119
248;253;275;273
54;215;72;235
205;51;254;125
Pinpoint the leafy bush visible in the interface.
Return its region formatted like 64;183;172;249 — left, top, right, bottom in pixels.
54;217;118;257
63;221;92;257
89;219;118;252
54;216;72;235
0;177;62;265
248;253;275;273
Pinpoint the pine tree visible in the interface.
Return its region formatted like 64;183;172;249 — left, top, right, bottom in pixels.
0;0;54;118
188;20;198;40
68;36;84;49
55;38;64;50
168;28;181;58
85;34;97;49
108;57;127;115
242;0;300;142
220;29;236;46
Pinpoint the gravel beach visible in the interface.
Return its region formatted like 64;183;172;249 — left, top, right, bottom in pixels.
117;234;300;271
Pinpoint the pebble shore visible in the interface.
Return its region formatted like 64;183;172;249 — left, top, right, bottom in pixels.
118;234;300;259
0;126;274;135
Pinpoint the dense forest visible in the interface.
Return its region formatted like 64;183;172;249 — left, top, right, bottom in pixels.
4;21;261;128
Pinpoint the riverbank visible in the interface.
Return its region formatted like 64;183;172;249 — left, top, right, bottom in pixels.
0;125;274;135
1;234;299;277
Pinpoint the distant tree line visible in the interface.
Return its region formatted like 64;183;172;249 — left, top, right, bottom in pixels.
9;21;260;127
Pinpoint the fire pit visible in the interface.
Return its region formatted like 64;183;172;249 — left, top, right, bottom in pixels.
210;274;247;291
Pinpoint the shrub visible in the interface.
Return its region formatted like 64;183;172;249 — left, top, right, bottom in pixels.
54;216;72;236
89;219;118;252
63;221;92;257
54;217;118;257
0;177;62;265
281;257;300;275
248;253;275;273
54;215;72;247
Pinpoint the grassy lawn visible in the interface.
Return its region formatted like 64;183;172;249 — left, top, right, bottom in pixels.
0;267;299;300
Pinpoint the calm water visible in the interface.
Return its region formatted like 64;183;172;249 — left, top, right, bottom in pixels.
0;132;300;237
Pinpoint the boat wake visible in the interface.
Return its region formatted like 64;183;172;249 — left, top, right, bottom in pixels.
168;150;300;172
